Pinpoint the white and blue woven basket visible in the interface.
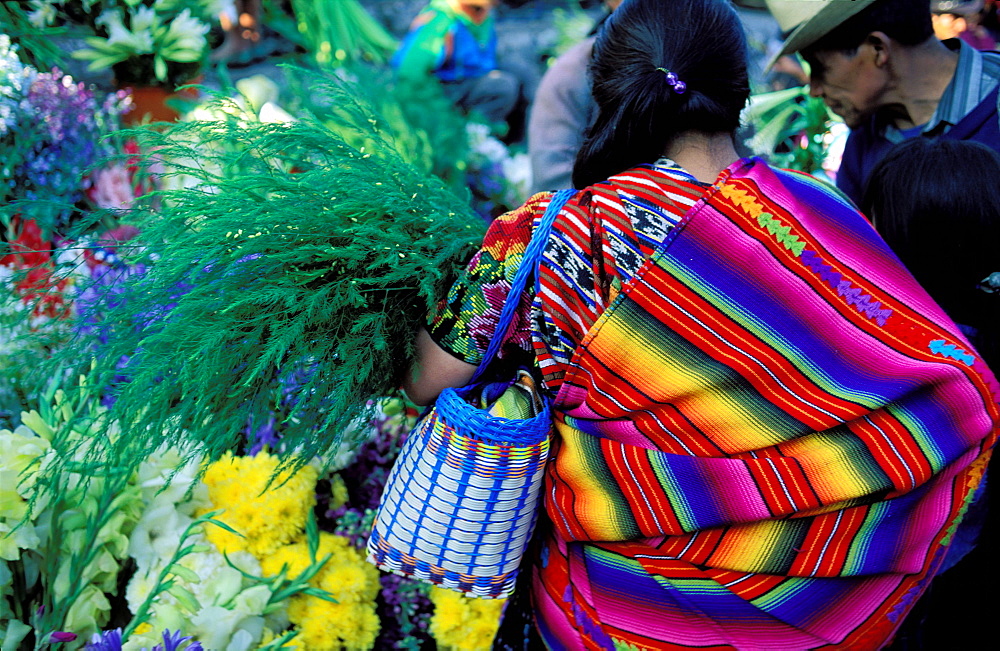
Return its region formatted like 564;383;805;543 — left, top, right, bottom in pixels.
367;190;575;599
368;387;551;598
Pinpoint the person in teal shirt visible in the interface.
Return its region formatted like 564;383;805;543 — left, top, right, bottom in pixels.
392;0;527;129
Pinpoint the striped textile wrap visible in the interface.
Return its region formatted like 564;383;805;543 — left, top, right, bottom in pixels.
533;158;1000;650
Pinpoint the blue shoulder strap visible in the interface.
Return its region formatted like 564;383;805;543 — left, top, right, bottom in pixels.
470;189;576;381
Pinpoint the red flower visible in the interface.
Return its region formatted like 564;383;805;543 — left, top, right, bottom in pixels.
1;217;70;319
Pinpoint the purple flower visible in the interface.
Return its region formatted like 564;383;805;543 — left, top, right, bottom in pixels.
5;65;129;230
50;632;78;643
86;629;122;651
152;630;203;651
375;573;434;649
85;628;202;651
246;414;278;455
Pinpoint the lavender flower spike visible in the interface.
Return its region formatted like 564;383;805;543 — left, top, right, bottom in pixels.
153;629;204;651
85;629;123;651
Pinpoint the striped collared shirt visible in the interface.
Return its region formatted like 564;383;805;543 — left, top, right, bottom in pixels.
885;39;1000;143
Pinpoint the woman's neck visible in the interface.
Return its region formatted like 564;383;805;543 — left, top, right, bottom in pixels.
663;132;740;184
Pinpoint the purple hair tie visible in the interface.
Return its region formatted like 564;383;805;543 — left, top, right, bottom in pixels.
655;67;687;94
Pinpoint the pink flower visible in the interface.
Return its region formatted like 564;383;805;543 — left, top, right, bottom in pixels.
88;164;135;210
49;632;78;643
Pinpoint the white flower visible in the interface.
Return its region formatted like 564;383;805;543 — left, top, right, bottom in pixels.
136;444;210;512
502;152;533;206
235;74;279;112
821;121;851;179
203;0;238;19
190;584;272;650
128;505;190;573
0;35;34;137
130;5;159;34
89;164;135;210
480;138;510;164
466;121;491;144
0;425;52;524
258;102;295;123
0;521;41;561
98;9;154;54
27;1;57;28
160;9;210;62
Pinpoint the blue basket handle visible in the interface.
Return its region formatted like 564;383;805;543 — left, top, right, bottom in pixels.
471;189;577;382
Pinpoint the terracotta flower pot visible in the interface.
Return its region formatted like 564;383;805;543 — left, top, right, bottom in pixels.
118;75;204;126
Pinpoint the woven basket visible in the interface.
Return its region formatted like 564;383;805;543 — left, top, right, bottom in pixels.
367;189;575;598
368;374;551;597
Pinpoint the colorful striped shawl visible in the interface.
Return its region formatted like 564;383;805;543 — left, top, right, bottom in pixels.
533;158;999;650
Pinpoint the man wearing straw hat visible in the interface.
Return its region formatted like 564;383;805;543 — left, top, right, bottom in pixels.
767;0;1000;204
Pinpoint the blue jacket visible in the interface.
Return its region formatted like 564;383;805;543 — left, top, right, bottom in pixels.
837;85;1000;205
391;3;497;84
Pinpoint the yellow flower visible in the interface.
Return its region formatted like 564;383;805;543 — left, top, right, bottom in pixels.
260;533;381;650
329;473;348;511
256;627;297;649
199;452;317;557
429;588;505;651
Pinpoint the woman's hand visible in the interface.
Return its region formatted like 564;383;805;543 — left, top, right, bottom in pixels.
402;328;477;406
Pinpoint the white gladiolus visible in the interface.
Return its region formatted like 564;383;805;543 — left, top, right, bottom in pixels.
129;5;160;35
99;10;154;54
161;9;210;62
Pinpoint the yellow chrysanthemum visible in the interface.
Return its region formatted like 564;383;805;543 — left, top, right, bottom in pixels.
256;627;297;649
260;533;381;650
290;598;380;651
199;452;317;557
429;587;506;651
329;473;349;511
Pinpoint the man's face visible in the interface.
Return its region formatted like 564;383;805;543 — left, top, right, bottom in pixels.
932;13;967;40
458;2;492;25
803;47;889;129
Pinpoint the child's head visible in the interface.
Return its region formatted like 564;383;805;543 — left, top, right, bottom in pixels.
861;137;1000;366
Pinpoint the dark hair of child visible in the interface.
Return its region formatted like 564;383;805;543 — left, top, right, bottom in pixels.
861;137;1000;369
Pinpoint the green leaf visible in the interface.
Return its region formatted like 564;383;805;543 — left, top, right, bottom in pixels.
168;563;202;583
167;584;202;613
154;55;167;81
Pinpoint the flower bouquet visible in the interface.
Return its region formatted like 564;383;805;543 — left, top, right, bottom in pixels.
0;34;141;426
1;388;507;648
53;1;225;90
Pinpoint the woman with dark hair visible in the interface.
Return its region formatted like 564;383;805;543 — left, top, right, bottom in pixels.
404;0;998;648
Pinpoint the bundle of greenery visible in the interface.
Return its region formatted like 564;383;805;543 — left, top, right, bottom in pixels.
282;65;473;194
53;79;485;474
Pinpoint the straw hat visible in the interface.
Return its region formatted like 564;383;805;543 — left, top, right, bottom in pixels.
767;0;881;58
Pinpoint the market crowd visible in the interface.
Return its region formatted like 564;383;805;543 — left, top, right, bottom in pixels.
396;0;998;649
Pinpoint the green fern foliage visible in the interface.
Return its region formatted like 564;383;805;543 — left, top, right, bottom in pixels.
282;65;472;194
55;80;485;474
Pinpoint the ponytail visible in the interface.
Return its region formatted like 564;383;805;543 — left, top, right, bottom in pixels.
573;0;750;188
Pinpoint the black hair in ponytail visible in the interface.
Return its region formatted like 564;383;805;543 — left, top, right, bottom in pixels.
572;0;750;189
